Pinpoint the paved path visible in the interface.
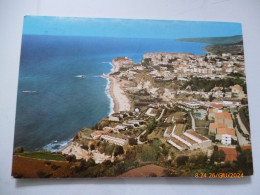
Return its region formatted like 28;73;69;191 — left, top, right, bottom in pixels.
137;130;147;144
156;109;165;121
189;112;196;130
237;106;250;136
235;125;250;146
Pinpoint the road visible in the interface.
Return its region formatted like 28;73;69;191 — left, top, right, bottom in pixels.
234;126;250;146
237;106;250;136
189;112;196;130
156;109;165;121
137;130;147;144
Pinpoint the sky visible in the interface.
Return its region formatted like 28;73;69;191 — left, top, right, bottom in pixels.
23;16;242;39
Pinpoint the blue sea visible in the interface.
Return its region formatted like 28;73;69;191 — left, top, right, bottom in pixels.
14;35;207;151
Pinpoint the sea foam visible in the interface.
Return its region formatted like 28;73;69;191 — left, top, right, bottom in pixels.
102;61;114;116
42;138;73;152
105;78;114;116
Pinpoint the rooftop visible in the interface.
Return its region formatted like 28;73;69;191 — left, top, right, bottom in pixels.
215;112;232;120
217;128;236;136
211;104;223;109
209;123;227;129
179;134;197;144
91;131;105;137
186;130;208;141
168;137;187;148
103;127;112;133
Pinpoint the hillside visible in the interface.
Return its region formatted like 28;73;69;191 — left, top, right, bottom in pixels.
177;35;242;45
204;41;244;55
12;155;75;178
117;164;167;177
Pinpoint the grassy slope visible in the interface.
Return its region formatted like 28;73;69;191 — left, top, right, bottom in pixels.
18;151;66;161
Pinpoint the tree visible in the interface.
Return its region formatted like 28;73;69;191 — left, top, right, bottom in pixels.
213;145;218;151
139;134;147;142
162;146;169;156
210;150;225;163
128;138;137;146
66;155;76;162
104;144;115;155
243;84;247;94
241;98;248;105
86;158;96;168
147;118;157;134
176;155;189;167
14;146;24;154
237;149;253;175
80;159;86;167
236;145;242;153
90;144;95;151
125;148;137;160
81;145;89;151
102;160;112;166
142;58;151;66
209;94;213;102
114;145;124;156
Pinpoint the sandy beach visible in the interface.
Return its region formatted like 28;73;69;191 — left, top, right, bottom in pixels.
108;76;131;113
103;60;131;113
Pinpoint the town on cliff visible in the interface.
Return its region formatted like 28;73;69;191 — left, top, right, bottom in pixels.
12;51;252;178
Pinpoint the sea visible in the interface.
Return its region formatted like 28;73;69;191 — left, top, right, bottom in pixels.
14;35;207;151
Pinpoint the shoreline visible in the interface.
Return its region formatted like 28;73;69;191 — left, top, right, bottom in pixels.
103;60;131;114
59;59;131;153
105;77;115;116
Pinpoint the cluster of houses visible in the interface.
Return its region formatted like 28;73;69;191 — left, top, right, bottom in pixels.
140;52;245;78
90;127;128;146
85;52;248;163
163;125;211;151
208;104;237;145
114;52;246;105
176;84;246;100
90;112;146;146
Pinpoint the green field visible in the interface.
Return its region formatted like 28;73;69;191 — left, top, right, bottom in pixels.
18;151;66;161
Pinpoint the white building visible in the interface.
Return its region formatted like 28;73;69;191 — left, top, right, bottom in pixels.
100;135;127;146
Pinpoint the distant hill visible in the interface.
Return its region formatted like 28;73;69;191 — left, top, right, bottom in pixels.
204;40;244;55
177;35;242;45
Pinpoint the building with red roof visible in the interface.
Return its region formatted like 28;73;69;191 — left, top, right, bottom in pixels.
216;127;237;145
215;112;233;128
208;123;226;136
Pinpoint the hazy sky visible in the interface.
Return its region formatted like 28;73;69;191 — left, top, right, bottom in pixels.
23;16;242;39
